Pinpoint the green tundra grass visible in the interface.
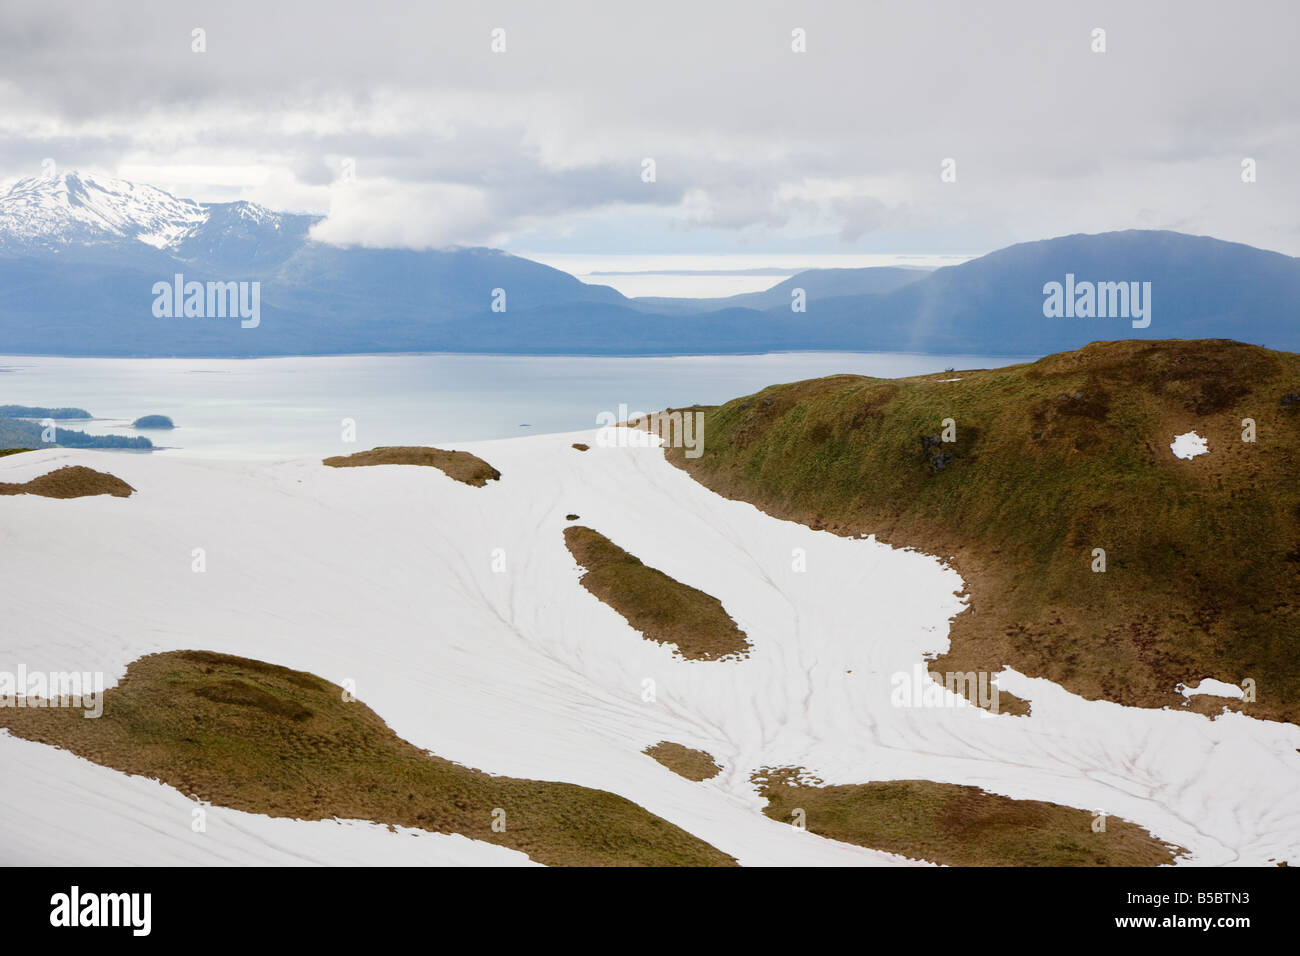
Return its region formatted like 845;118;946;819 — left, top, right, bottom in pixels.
754;768;1182;866
665;339;1300;723
0;650;734;867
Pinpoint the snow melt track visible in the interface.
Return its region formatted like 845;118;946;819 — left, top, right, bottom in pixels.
1;434;1297;866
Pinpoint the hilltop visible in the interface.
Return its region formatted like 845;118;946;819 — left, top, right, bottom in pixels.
665;339;1300;723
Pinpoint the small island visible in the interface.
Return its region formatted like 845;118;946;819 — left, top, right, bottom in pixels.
132;415;175;429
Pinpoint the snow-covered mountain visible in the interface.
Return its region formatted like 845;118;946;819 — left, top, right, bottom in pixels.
0;171;311;261
0;172;207;251
0;171;630;355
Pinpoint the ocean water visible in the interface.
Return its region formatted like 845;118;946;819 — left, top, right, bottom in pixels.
0;352;1034;459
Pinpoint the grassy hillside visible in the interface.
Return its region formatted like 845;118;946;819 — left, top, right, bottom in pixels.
753;768;1182;866
0;650;734;867
664;339;1300;723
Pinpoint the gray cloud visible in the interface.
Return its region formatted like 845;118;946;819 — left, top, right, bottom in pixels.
1;0;1296;253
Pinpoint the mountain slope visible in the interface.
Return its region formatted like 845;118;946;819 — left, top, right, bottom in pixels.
0;172;632;355
0;172;207;252
856;230;1300;354
168;200;318;272
3;432;1297;864
663;338;1300;724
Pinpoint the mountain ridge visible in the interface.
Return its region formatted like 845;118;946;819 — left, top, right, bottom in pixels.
661;337;1300;723
1;173;1296;357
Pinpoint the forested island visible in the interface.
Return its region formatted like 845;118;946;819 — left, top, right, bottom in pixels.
0;405;154;450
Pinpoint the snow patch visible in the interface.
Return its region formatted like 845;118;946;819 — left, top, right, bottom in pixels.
1;437;1298;866
1170;431;1209;460
1178;679;1245;700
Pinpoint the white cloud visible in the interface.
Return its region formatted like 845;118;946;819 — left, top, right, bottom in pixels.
309;179;499;249
0;0;1296;254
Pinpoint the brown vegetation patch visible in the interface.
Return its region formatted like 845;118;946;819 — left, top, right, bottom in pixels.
0;465;134;499
0;650;734;867
564;525;750;661
644;741;722;781
754;767;1183;866
664;339;1300;723
323;446;500;486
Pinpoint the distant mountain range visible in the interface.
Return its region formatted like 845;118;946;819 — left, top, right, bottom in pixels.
0;172;1296;357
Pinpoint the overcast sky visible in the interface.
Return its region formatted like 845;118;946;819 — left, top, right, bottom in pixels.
1;0;1297;257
